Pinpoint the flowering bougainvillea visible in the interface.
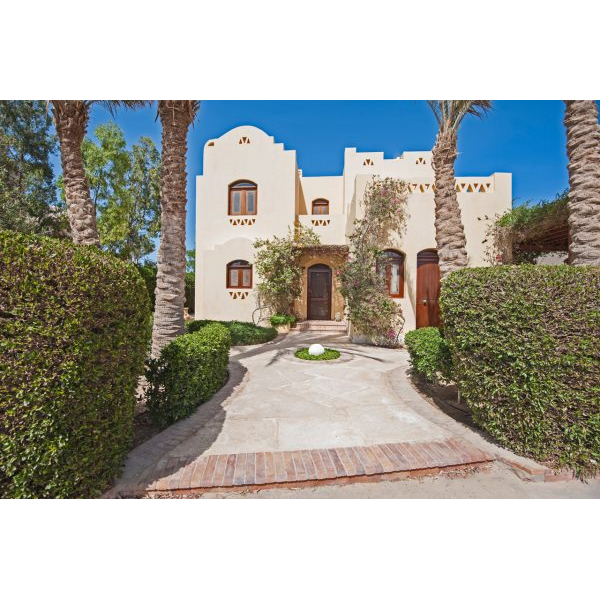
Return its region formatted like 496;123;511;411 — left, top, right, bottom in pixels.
253;224;320;316
340;177;408;346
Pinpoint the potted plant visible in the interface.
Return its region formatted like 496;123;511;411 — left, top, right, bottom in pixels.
269;314;296;334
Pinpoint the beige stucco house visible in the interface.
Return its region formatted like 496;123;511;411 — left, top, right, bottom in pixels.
195;125;511;331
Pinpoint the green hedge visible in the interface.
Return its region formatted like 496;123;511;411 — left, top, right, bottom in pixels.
404;327;452;382
187;319;277;345
137;262;157;311
146;323;231;428
185;271;195;314
0;231;152;498
441;265;600;477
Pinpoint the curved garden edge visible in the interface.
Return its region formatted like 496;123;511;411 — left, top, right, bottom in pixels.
108;335;461;495
130;333;288;454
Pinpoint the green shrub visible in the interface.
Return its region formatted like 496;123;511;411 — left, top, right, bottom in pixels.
404;327;452;382
187;319;277;345
295;347;340;361
146;323;231;428
137;261;157;311
185;271;195;313
269;314;296;327
441;265;600;477
0;231;152;498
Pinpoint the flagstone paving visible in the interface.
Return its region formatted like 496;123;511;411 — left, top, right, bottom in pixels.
108;331;494;497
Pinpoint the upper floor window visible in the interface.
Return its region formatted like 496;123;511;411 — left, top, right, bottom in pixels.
312;199;329;215
380;250;405;298
229;181;257;216
227;260;252;288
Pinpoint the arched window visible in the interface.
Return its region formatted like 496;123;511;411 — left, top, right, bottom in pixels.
312;199;329;215
228;181;257;216
227;260;252;288
381;250;405;298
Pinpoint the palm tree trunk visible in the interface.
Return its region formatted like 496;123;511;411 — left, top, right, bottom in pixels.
431;130;469;278
564;100;600;266
151;101;193;357
51;101;100;245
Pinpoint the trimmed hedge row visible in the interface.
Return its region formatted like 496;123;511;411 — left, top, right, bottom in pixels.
187;319;277;345
146;323;231;428
441;265;600;477
404;327;452;382
0;231;152;498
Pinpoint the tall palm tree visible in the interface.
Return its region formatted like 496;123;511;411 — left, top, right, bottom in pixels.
564;100;600;266
428;101;492;278
50;100;147;245
151;100;200;358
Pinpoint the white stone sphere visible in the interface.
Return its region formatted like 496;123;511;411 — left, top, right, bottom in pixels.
308;343;325;356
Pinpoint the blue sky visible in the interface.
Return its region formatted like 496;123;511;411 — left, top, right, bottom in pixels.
50;100;576;257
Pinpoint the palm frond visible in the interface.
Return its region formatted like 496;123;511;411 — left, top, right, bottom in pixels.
157;100;201;126
428;100;492;133
96;100;152;118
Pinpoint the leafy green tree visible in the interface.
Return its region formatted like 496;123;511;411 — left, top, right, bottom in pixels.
186;248;196;274
50;100;148;246
0;100;66;235
59;122;161;263
254;225;320;316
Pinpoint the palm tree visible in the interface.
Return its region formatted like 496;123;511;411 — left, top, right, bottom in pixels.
151;100;200;358
564;100;600;266
50;100;147;245
427;101;492;278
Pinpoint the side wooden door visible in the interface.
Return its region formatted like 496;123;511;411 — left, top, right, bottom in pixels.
416;250;441;328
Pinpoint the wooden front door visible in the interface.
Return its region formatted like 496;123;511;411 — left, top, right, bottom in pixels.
307;264;332;320
416;250;441;328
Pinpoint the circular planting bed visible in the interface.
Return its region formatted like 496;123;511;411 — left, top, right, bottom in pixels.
294;347;341;361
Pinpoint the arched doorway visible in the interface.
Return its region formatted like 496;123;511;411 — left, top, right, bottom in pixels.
307;264;332;320
416;250;441;328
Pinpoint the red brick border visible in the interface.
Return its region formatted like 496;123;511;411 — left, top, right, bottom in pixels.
111;438;493;497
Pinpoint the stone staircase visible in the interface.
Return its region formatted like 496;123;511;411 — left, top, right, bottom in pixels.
295;320;348;333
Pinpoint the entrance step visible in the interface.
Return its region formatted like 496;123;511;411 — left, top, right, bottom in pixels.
296;320;348;333
107;438;493;497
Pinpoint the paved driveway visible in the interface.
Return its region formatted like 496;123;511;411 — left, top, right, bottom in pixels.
196;332;451;455
110;331;499;496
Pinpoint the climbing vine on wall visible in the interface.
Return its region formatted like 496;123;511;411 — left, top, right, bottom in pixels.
253;224;320;318
339;177;408;346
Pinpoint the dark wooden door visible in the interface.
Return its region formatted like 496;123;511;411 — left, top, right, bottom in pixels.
308;264;332;320
416;250;441;328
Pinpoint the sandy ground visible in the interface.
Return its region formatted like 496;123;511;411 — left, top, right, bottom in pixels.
146;462;600;499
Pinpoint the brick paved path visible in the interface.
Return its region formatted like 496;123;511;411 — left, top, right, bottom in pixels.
108;332;493;497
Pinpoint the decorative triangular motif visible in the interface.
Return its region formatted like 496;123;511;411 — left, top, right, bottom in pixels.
228;291;249;300
238;136;250;145
363;158;373;165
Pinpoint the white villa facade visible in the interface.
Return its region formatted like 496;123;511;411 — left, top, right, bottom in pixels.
195;126;512;331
